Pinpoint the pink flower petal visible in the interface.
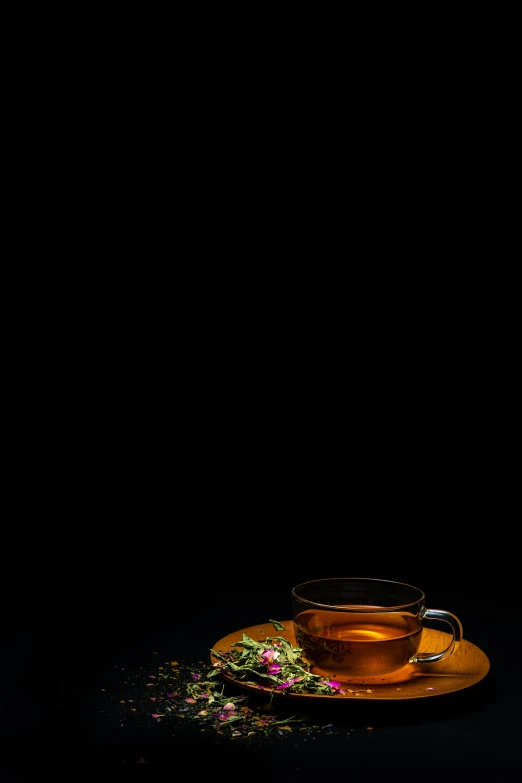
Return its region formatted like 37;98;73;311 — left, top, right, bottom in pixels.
260;648;280;664
326;680;342;689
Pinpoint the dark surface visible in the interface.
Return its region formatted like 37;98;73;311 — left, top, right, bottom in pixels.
4;534;519;783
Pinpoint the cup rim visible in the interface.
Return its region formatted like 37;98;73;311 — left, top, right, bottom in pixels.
291;576;426;612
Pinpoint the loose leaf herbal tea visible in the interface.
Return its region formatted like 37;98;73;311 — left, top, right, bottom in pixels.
106;656;308;740
210;619;346;695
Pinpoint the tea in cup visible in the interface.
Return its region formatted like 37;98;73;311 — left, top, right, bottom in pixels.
291;577;463;682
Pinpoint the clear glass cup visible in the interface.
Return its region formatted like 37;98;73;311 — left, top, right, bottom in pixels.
291;577;463;682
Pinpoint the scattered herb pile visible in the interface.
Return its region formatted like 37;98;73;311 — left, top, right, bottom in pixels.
99;620;373;742
211;619;372;696
104;657;345;740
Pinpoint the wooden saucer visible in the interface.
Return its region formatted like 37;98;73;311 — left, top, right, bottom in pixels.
210;619;490;701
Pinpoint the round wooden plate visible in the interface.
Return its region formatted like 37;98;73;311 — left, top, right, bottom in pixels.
210;620;490;701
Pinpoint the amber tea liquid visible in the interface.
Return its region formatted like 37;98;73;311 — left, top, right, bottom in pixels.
294;607;423;680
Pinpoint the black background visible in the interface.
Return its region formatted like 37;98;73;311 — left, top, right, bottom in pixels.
2;7;519;780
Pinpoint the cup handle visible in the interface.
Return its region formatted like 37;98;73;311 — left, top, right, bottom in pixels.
409;608;463;665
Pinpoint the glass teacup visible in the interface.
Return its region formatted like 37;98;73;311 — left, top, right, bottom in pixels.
292;577;463;682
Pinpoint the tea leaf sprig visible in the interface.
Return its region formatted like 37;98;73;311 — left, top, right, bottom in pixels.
210;620;345;696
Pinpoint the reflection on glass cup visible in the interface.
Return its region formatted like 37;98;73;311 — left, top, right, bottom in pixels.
291;577;463;682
